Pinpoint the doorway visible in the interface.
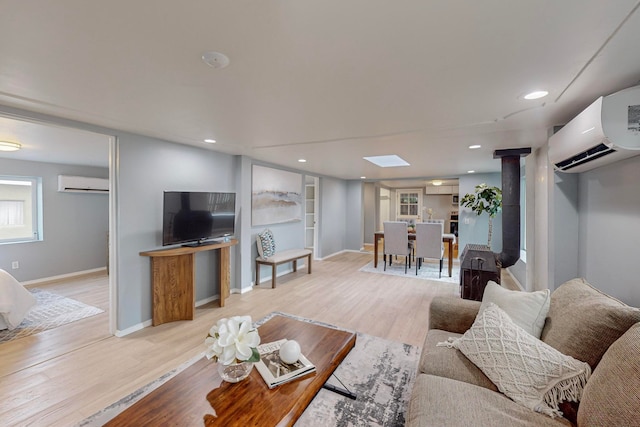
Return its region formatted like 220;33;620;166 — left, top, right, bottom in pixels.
0;112;115;335
305;175;319;259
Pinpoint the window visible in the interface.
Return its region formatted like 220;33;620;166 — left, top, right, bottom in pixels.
0;176;43;244
397;189;422;220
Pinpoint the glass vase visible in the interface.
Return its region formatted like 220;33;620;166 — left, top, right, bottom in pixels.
217;361;254;383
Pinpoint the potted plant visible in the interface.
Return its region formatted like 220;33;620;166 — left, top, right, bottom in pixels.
460;183;502;247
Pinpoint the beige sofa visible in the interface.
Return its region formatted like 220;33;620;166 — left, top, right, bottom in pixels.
406;278;640;426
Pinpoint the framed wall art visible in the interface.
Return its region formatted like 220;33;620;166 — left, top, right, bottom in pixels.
252;165;303;226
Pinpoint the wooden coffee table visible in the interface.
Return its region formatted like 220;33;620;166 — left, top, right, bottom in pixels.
104;314;357;426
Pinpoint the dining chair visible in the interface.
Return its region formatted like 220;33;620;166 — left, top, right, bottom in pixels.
383;221;413;273
414;222;444;277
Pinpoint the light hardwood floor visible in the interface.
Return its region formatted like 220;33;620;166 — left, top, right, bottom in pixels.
0;251;507;426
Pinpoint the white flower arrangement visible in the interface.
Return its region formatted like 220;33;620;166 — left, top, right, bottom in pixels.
204;315;261;365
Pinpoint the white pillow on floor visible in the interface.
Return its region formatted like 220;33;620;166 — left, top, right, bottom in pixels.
479;281;550;338
0;269;36;330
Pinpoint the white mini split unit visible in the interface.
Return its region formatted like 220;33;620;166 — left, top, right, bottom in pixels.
57;175;109;194
548;85;640;173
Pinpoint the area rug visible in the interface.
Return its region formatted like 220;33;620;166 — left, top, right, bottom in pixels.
77;312;420;427
359;259;460;284
0;289;104;343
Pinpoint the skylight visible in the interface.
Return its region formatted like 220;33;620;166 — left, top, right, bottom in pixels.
363;155;410;168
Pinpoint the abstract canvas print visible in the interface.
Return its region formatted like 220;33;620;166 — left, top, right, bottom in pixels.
252;165;302;226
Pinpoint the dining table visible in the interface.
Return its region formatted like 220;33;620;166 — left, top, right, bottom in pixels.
373;231;457;277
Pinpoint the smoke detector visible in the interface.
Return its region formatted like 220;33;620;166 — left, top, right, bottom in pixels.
201;51;230;69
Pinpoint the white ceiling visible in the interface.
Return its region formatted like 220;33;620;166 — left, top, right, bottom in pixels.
1;1;640;181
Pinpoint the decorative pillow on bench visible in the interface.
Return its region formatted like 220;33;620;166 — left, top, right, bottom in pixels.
442;303;591;418
256;229;276;258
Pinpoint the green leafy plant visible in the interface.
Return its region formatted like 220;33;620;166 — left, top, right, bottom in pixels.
460;183;502;247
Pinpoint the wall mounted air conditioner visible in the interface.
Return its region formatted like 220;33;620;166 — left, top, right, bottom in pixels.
548;85;640;173
57;175;109;194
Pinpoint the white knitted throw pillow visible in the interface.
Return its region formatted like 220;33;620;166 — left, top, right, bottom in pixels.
440;303;591;418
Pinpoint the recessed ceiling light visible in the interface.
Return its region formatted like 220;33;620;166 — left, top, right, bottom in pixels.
360;176;366;179
0;141;21;152
204;139;216;144
298;159;307;163
467;170;475;174
363;155;410;168
432;180;443;186
201;51;230;69
523;90;548;100
468;144;481;150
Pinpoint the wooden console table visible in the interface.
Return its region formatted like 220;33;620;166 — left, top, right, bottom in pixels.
140;239;238;326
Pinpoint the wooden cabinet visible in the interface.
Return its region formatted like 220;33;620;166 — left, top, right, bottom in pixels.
140;239;237;326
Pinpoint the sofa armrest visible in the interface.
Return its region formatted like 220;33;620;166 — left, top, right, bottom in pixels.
428;296;481;334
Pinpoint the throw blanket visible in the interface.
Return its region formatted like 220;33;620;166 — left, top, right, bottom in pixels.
0;269;36;330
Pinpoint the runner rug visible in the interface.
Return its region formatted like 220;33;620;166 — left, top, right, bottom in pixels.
0;289;104;343
78;312;420;427
359;259;461;284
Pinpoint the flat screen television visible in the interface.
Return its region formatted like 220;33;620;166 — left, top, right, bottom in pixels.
162;191;236;246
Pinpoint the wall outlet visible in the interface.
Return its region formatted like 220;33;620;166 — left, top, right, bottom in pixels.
11;261;19;269
464;217;470;225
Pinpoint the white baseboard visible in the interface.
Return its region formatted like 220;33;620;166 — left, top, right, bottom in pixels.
255;262;313;286
319;249;348;260
195;295;219;307
115;319;152;337
232;286;253;294
504;267;525;291
115;293;226;337
22;267;108;287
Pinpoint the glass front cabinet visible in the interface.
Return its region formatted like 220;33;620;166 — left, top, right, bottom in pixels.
396;189;422;221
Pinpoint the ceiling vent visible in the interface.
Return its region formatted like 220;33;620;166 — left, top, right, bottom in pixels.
548;85;640;173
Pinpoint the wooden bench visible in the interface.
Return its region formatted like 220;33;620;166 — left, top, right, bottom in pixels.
255;248;312;288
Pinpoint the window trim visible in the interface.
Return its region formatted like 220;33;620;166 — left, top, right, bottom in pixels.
396;188;423;220
0;175;43;245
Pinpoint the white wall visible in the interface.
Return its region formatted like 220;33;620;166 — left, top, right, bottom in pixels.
248;161;306;287
551;171;579;289
319;176;348;258
577;154;640;306
423;193;455;231
363;182;376;245
116;135;238;329
0;158;108;281
346;180;364;250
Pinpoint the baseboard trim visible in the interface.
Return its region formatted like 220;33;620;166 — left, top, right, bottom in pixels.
115;319;152;337
254;263;308;286
22;267;108;287
195;295;219;307
504;267;525;291
319;249;348;260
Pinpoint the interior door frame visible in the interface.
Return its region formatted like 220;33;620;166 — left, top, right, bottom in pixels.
0;108;118;335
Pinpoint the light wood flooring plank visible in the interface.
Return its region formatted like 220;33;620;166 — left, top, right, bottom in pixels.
0;251;472;426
